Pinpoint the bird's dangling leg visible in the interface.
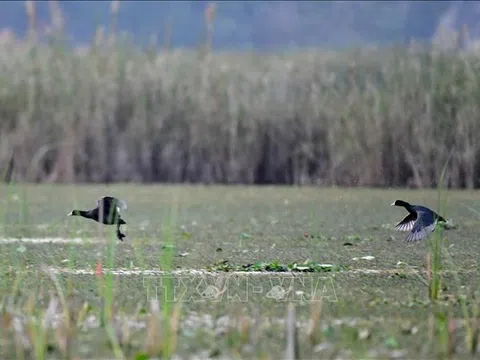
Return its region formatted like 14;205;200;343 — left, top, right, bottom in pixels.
116;223;126;241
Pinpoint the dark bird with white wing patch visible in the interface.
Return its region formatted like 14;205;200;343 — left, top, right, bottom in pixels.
67;196;128;241
391;199;448;243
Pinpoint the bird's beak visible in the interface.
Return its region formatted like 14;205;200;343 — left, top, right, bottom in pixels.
67;211;73;216
390;202;395;206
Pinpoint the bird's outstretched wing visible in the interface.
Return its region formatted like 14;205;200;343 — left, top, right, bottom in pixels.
395;212;416;232
115;199;128;211
405;211;436;243
97;196;128;212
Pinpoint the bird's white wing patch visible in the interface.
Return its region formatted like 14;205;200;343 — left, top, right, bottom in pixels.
394;213;416;232
405;229;426;243
117;199;127;211
395;220;415;232
405;223;435;243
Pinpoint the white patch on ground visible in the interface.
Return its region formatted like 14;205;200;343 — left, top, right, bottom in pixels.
4;307;465;337
46;267;476;276
352;255;375;261
0;237;104;244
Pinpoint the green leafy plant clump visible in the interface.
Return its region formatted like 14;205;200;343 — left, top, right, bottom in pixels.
207;259;348;273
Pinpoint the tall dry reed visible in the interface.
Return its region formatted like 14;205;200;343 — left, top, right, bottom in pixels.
0;12;479;187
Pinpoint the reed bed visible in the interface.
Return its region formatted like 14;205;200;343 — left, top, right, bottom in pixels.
0;4;479;188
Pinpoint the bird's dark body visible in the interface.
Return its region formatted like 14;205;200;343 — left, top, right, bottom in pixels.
68;196;127;241
85;203;126;225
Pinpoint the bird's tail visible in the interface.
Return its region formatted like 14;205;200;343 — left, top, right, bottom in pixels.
437;215;447;223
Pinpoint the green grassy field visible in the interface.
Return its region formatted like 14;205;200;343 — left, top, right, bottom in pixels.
0;184;479;359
